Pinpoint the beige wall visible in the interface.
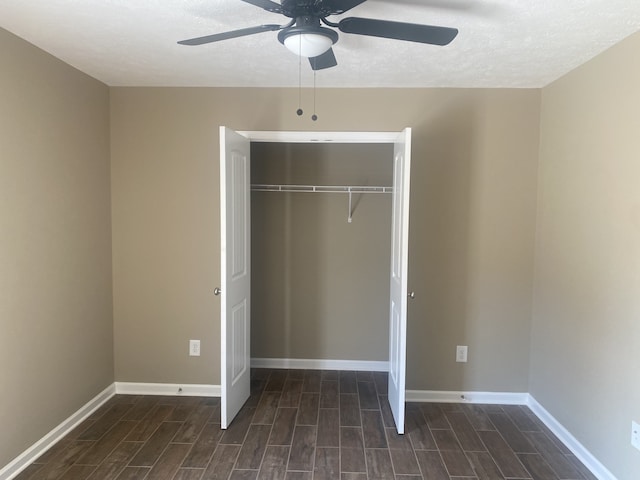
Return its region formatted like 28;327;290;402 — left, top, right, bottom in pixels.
532;31;640;479
110;87;540;392
0;29;112;467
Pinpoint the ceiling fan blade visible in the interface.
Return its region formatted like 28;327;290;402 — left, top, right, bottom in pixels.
178;24;282;46
321;0;368;14
240;0;283;13
338;17;458;46
309;48;338;70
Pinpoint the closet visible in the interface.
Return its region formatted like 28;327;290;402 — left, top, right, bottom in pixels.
250;142;393;364
218;128;411;435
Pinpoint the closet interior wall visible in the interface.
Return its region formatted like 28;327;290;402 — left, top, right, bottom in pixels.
250;142;394;363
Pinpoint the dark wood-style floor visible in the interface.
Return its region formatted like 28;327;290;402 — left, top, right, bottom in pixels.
15;369;597;480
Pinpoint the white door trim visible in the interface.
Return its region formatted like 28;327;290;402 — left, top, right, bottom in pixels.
238;131;399;143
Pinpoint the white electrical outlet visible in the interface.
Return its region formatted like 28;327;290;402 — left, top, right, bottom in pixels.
456;345;468;363
632;421;640;451
189;339;201;357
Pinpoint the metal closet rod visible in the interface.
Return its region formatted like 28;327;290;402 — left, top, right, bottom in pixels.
251;184;393;224
250;184;393;194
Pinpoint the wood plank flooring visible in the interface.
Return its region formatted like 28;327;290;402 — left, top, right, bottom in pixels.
15;369;597;480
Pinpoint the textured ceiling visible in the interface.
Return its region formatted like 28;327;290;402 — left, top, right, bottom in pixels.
1;0;639;88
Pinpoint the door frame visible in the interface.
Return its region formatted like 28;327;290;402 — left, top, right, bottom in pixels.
238;131;400;144
221;129;410;431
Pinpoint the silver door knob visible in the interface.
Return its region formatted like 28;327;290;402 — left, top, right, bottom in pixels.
408;291;415;299
214;287;222;296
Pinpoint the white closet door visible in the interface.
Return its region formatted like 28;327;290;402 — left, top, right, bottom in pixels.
220;126;251;429
388;128;411;434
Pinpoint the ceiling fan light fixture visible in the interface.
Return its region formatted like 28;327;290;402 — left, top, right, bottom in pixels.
279;27;338;58
284;33;332;57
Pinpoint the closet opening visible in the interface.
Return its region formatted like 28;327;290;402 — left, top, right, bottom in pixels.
250;142;393;368
219;129;411;434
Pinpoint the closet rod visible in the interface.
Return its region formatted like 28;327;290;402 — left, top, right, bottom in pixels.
251;184;393;194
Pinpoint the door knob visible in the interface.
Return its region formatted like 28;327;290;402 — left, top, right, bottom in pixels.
408;291;415;299
214;287;222;296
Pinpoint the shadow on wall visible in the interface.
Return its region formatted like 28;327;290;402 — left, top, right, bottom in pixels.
251;143;323;358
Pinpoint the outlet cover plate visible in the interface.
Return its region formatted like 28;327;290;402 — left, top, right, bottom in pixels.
632;421;640;451
456;345;468;363
189;339;201;357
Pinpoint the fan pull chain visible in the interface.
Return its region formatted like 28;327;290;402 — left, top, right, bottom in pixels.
312;69;318;121
296;39;303;116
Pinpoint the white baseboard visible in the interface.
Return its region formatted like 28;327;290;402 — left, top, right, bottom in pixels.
251;357;389;372
114;382;221;397
406;389;529;405
527;395;615;480
0;384;116;480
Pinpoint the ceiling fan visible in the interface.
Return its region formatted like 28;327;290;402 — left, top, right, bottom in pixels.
178;0;459;70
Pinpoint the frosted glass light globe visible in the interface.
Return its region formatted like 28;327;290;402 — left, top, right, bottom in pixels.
283;32;333;58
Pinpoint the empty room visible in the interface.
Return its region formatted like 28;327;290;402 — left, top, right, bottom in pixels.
1;1;639;479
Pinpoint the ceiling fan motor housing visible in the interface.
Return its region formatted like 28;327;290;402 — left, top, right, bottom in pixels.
280;0;351;18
